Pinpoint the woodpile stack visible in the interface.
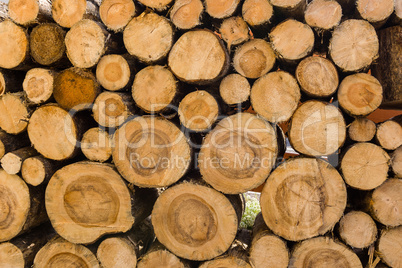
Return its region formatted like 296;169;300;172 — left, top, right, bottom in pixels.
0;0;401;267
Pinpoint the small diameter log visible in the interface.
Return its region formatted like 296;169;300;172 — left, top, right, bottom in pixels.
51;0;98;28
54;67;101;111
338;73;383;117
249;213;289;268
348;118;377;142
0;93;30;135
356;0;394;28
233;39;276;79
113;116;191;187
205;0;240;19
99;0;136;32
170;0;203;30
288;100;346;156
0;69;25;96
81;127;112;162
338;211;377;249
168;29;229;84
0;20;29;69
30;23;67;67
372;26;401;109
199;113;278;194
8;0;52;26
45;162;136;244
178;90;219;132
377;226;402;268
392;146;402;178
251;71;301;123
219;73;250;106
124;12;173;64
1;147;38;175
269;19;314;66
137;0;173;11
329;20;379;72
295;56;339;98
219;17;250;50
132;65;178;113
23;68;55;104
289;237;363;268
304;0;342;30
34;236;100;268
270;0;306;21
21;155;61;186
242;0;273;30
340;143;390;190
0;131;30;159
199;252;251;268
0;170;47;242
151;182;241;261
376;117;402;150
261;158;347;241
93;92;135;128
96;54;132;92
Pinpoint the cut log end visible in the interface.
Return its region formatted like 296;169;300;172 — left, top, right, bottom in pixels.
93;92;134;128
339;211;377;248
200;256;251;268
23;68;54;104
219;74;250;105
304;0;342;30
96;55;131;91
99;0;136;31
97;237;137;268
348;118;376;142
0;242;24;268
8;0;39;25
0;93;29;135
392;146;402;178
170;0;203;30
376;120;402;150
137;247;187;268
21;156;48;186
205;0;240;19
137;0;173;11
242;0;273;27
0;20;28;69
81;128;112;162
220;17;249;49
1;147;37;175
51;0;87;28
377;226;402;268
356;0;394;24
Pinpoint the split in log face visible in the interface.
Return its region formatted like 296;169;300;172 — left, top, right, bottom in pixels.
219;17;250;50
137;0;173;11
151;183;239;261
304;0;342;30
377;226;402;268
289;237;363;268
96;55;131;91
340;143;390;190
261;158;347;241
0;93;30;135
219;74;250;106
93;92;134;128
45;162;134;244
81;128;112;162
356;0;394;25
23;68;54;104
338;211;377;248
8;0;39;25
199;113;278;194
205;0;240;19
113;116;191;188
392;146;402;178
348;118;376;142
170;0;203;30
376;120;402;150
0;20;28;69
99;0;136;31
242;0;273;27
51;0;87;28
288;100;346;156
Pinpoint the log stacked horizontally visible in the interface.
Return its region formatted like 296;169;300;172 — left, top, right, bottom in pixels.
0;0;401;267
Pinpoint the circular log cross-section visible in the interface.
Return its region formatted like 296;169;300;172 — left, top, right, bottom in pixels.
21;156;59;186
81;128;112;162
99;0;136;32
46;162;134;244
270;0;306;20
356;0;394;26
205;0;240;19
288;100;346;156
348;118;377;142
151;183;239;261
136;242;189;268
219;17;249;50
1;147;38;175
338;211;377;248
242;0;273;28
199;113;278;194
251;71;301;123
304;0;342;30
392;146;402;178
338;73;383;117
200;256;251;268
97;237;138;268
289;237;362;268
341;143;390;190
261;158;347;241
329;20;379;72
23;68;54;104
168;29;229;84
296;56;339;98
377;226;402;268
233;39;276;79
0;93;30;135
8;0;40;25
178;90;219;132
376;119;402;150
219;74;250;106
137;0;173;11
124;12;173;64
0;242;24;268
96;55;131;91
170;0;204;30
34;237;100;268
0;20;28;69
51;0;87;28
113;116;191;188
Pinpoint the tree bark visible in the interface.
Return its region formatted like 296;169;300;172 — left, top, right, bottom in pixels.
0;2;8;21
23;68;56;104
8;0;52;26
338;211;377;249
0;130;30;159
376;226;402;268
348;118;377;142
0;92;31;135
99;0;137;32
21;155;62;186
170;0;203;30
1;146;38;175
51;0;99;28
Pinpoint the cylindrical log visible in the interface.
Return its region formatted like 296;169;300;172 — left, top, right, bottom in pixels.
376;226;402;268
199;113;278;194
0;170;48;242
270;0;306;21
23;68;55;104
21;155;61;186
1;146;38;175
151;182;241;261
338;211;377;249
96;54;133;92
251;71;301;123
288;100;346;156
81;127;112;162
0;130;30;159
132;65;178;113
205;0;240;19
338;73;383;117
219;73;250;106
99;0;136;32
261;158;347;241
112;116;191;187
304;0;342;30
295;56;339;98
124;12;173;64
8;0;52;26
329;19;379;72
391;146;402;178
0;92;30;135
376;117;402;150
289;237;363;268
168;29;230;84
178;90;219;132
242;0;273;34
219;16;250;50
348;118;377;142
137;0;173;11
170;0;203;30
53;67;100;111
51;0;99;28
34;236;100;268
340;143;390;190
232;38;276;79
0;20;29;70
199;250;251;267
0;69;25;96
356;0;394;28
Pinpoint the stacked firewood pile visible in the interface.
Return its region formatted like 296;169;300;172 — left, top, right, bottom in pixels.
0;0;401;267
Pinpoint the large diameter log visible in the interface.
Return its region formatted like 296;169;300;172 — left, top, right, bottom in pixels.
0;130;30;159
219;17;250;50
356;0;394;28
289;237;362;268
170;0;204;30
113;116;191;187
219;73;250;106
45;162;135;244
392;146;402;178
23;68;55;104
21;155;61;186
377;226;402;268
0;20;29;69
329;20;379;72
151;182;240;261
338;211;377;249
199;113;278;194
288;100;346;156
376;116;402;150
81;127;112;162
168;29;230;84
0;93;30;134
205;0;240;19
261;158;347;241
251;71;301;123
34;236;100;268
99;0;136;32
1;146;38;175
8;0;52;26
348;118;377;142
96;54;133;92
51;0;98;28
304;0;342;30
340;143;390;190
